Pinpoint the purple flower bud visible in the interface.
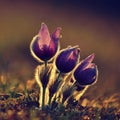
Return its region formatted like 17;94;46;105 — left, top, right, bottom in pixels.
55;46;80;73
73;54;98;86
30;23;61;62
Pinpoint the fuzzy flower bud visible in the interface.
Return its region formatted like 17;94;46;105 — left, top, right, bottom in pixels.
30;23;61;62
55;46;80;73
73;54;98;86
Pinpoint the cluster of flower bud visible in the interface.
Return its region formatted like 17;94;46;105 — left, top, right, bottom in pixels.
30;23;98;109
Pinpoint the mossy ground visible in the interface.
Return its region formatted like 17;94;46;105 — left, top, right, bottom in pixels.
0;83;119;120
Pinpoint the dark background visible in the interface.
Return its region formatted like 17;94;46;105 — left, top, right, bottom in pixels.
0;0;120;98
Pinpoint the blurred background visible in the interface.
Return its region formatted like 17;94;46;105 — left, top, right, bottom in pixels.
0;0;120;98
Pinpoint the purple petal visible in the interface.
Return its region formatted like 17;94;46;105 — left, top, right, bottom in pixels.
83;53;95;63
30;23;61;62
32;36;58;61
52;27;62;40
38;23;51;47
74;64;98;85
56;46;80;73
75;53;95;72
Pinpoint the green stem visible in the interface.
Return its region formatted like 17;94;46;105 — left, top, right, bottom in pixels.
56;71;61;83
42;87;46;110
44;61;47;71
40;61;48;110
48;95;51;106
48;72;62;108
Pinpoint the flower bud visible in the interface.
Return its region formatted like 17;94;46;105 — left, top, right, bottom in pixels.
73;54;98;86
55;46;80;73
30;23;61;62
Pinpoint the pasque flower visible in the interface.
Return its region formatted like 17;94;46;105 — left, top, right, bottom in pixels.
55;46;80;73
30;23;99;109
30;23;61;62
73;54;98;86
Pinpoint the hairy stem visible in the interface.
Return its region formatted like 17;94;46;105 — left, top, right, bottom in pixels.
42;87;46;109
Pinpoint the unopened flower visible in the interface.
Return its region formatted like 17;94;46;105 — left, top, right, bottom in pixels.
55;46;80;73
29;23;99;109
73;54;98;86
30;23;62;62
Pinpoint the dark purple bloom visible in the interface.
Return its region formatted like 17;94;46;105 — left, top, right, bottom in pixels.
55;46;80;73
73;54;98;86
30;23;61;62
